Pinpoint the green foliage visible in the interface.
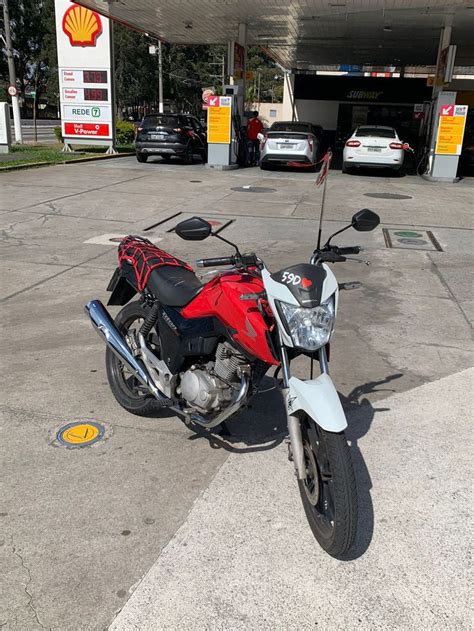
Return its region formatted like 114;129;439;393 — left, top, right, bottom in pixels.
115;120;136;144
246;47;284;105
113;24;159;114
53;126;63;143
1;0;58;115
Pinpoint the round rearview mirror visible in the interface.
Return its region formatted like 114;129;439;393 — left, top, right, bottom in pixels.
352;209;380;232
175;216;212;241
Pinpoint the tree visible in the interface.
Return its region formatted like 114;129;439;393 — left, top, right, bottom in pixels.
246;46;284;106
0;0;58;117
113;24;159;117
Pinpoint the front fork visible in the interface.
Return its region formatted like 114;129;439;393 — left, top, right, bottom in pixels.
281;343;329;480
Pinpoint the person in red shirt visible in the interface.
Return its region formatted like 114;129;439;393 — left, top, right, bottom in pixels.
246;111;264;166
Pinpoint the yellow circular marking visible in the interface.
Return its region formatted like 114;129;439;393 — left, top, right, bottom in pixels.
61;423;100;445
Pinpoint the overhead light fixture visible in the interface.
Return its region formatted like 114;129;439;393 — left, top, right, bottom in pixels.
184;21;193;29
383;26;392;32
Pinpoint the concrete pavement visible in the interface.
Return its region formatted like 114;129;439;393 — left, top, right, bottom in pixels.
1;157;473;629
110;368;474;630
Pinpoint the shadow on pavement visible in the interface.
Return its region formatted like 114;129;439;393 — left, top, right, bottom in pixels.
185;371;404;560
342;372;403;560
185;376;287;454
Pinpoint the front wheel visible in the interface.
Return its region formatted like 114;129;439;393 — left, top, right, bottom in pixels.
297;415;357;557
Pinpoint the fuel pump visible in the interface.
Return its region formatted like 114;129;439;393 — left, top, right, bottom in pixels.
206;85;242;169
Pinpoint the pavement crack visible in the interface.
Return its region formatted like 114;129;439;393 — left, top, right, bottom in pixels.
10;535;46;630
0;248;113;303
14;173;150;213
428;254;472;329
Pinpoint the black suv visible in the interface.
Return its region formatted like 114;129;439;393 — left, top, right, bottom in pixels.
135;113;207;164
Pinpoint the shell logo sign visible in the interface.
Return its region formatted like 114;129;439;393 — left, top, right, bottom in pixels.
62;4;102;47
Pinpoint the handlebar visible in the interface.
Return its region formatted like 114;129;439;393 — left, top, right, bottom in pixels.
311;245;365;265
196;253;259;268
335;246;362;255
196;255;236;268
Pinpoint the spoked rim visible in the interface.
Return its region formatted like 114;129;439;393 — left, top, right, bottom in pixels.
302;421;336;538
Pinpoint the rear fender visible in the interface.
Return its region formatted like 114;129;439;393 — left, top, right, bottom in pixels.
107;267;137;306
288;373;347;432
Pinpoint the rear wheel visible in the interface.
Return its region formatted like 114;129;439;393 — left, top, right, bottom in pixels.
105;301;165;417
183;143;194;165
297;415;358;557
342;162;351;174
136;152;148;163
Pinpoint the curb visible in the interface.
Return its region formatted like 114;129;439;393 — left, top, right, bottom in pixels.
0;152;134;173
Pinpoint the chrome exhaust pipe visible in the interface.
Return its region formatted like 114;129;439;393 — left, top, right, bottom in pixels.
85;300;164;400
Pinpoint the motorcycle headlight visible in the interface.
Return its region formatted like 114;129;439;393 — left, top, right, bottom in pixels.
278;297;335;351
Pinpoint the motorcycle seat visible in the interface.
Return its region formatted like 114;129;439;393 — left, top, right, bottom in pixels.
146;265;203;307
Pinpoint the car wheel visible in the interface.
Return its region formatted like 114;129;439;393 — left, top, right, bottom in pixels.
183;143;194;165
161;155;172;162
342;162;351;174
136;152;148;163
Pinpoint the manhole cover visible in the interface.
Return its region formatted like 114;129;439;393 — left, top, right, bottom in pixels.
56;421;106;448
364;192;412;200
230;186;276;193
383;228;442;251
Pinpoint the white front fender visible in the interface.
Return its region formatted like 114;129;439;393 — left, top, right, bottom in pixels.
288;373;347;432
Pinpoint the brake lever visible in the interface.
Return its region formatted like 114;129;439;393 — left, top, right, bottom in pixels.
344;257;371;265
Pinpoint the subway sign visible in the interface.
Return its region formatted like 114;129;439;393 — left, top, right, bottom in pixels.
294;75;432;104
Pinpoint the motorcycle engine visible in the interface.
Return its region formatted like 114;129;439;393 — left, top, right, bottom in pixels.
177;342;247;413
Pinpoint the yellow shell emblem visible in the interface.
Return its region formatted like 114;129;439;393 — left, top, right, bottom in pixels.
62;4;102;47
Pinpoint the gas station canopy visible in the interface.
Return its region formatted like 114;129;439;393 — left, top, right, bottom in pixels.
76;0;474;69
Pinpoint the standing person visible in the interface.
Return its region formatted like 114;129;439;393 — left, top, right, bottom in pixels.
246;111;264;166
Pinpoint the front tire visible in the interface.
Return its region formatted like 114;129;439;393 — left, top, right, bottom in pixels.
297;415;357;557
105;301;165;417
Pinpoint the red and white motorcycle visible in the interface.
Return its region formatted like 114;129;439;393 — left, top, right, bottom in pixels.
85;208;379;557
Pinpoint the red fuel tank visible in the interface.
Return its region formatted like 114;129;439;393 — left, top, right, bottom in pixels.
181;271;279;365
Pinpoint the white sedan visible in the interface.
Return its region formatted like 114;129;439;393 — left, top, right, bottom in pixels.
343;126;406;174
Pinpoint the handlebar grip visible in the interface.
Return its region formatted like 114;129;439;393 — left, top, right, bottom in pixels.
196;256;236;268
337;246;361;255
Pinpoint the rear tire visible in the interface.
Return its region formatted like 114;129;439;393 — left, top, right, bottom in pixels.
183;143;194;165
342;162;350;174
105;301;165;417
297;415;358;557
136;152;148;163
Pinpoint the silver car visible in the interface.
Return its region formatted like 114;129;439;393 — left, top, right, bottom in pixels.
259;121;324;170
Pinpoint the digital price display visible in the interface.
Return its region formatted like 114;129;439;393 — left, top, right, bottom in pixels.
83;70;108;84
84;88;108;101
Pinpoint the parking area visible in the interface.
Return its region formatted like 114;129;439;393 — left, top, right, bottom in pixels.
1;158;473;629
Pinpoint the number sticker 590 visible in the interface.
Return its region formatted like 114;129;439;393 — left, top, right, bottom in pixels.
281;271;301;285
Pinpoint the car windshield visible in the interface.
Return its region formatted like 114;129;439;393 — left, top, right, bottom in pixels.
142;115;180;128
356;127;396;138
270;123;312;133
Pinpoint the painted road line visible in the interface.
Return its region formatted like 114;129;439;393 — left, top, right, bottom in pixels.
84;234;162;246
